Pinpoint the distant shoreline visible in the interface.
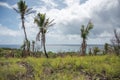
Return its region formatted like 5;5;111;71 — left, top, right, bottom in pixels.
0;44;104;46
0;44;105;52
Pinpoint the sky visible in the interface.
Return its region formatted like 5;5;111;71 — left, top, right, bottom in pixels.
0;0;120;45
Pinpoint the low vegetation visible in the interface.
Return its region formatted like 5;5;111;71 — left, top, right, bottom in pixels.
0;54;120;80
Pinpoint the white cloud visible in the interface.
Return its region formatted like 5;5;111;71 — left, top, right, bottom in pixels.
99;31;113;38
40;0;58;8
0;2;12;9
0;2;17;9
63;0;80;7
8;0;120;44
12;4;17;9
0;24;22;37
0;24;24;44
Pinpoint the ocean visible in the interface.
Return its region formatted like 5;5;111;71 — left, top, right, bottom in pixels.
0;44;104;53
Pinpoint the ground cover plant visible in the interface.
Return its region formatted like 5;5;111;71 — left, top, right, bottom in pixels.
0;54;120;80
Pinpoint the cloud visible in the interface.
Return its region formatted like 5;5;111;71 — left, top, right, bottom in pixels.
63;0;80;7
0;24;24;44
0;2;17;9
0;24;22;37
34;1;118;30
2;0;119;44
41;0;58;8
0;2;12;9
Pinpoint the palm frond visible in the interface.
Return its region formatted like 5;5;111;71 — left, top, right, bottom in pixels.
81;25;85;33
86;21;93;31
40;13;46;27
44;18;49;27
34;17;40;27
47;19;55;27
34;13;55;40
25;10;36;15
25;8;36;15
17;0;27;15
48;19;54;25
85;21;93;36
48;23;56;27
13;8;20;13
26;8;32;13
88;22;93;30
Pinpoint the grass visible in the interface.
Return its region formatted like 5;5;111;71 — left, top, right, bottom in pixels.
0;55;120;80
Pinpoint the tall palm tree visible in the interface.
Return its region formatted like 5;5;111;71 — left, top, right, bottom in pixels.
14;0;34;56
14;0;33;41
80;21;93;55
34;13;55;58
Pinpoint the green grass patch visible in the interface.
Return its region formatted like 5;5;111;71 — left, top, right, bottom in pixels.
0;55;120;80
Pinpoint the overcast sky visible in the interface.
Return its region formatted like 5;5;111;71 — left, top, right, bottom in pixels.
0;0;120;45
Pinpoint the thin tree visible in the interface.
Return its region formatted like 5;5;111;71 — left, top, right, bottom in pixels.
13;0;34;57
32;40;35;52
111;29;120;55
104;43;109;54
88;48;92;55
80;21;93;56
34;13;55;58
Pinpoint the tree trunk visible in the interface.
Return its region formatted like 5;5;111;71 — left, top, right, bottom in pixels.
42;34;49;58
22;18;28;41
81;38;86;56
21;17;28;57
32;42;35;52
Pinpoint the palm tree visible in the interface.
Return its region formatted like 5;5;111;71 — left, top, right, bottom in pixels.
80;21;93;55
34;13;55;58
14;0;33;41
14;0;34;56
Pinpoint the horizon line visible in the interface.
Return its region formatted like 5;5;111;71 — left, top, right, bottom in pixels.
0;44;106;45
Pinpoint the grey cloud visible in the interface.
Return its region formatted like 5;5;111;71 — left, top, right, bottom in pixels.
91;0;120;35
57;0;120;39
58;18;90;35
80;0;88;4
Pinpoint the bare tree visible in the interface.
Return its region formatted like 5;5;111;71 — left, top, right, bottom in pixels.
111;29;120;55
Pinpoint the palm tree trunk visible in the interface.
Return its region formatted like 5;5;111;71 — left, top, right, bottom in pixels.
82;38;86;56
42;34;48;58
32;42;35;52
21;17;28;57
22;18;28;41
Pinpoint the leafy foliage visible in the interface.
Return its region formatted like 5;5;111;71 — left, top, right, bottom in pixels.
81;21;93;39
13;0;35;18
